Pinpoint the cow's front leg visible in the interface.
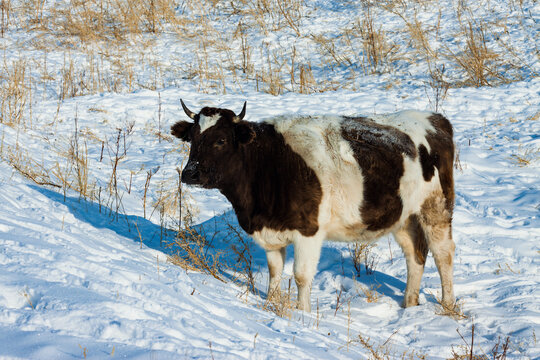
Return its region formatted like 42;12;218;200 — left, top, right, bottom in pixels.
293;236;323;312
266;247;286;300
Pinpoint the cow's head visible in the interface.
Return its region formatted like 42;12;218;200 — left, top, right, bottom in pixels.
171;99;255;188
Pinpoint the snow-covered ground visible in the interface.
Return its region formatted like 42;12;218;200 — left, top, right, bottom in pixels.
0;0;539;359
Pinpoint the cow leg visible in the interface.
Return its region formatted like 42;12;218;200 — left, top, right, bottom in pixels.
266;247;286;300
293;236;323;312
394;214;428;307
420;192;455;309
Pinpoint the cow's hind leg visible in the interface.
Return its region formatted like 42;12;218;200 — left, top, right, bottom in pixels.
420;192;455;308
266;247;286;300
293;235;323;312
394;214;428;307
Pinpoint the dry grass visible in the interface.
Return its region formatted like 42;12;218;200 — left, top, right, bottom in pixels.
509;146;539;167
526;111;540;122
349;242;379;277
225;221;258;295
0;58;31;128
260;278;295;319
0;0;533;106
0;0;12;37
78;344;88;359
2;144;60;188
357;6;399;75
359;283;381;303
450;324;510;360
343;323;513;360
424;64;450;112
446;20;501;87
19;287;36;310
50;0;184;42
434;294;468;321
167;227;226;282
345;330;427;359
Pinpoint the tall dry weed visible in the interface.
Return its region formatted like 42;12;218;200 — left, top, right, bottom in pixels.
167;226;226;282
0;0;11;37
0;59;30;128
358;6;399;74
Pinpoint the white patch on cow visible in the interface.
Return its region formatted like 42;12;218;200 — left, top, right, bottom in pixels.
398;155;441;223
199;113;221;133
371;110;435;150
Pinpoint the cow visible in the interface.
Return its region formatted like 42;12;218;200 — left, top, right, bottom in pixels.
171;99;455;312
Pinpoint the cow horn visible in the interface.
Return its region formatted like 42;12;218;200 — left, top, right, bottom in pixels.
234;101;247;123
180;99;196;120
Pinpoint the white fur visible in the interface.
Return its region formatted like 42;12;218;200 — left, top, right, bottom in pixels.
199;114;221;133
251;228;298;250
372;110;435;150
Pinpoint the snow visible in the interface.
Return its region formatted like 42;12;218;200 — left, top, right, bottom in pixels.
1;0;539;359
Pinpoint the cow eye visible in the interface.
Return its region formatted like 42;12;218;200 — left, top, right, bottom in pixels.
214;138;227;147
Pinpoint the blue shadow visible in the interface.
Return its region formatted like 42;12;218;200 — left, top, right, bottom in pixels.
33;185;407;304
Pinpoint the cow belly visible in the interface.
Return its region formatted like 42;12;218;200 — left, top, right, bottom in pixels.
251;228;298;250
323;206;394;243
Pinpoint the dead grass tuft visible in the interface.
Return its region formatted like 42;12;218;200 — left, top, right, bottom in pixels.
167;227;226;282
450;324;511;360
0;59;31;128
260;278;295;319
358;5;399;74
349;242;379;277
226;221;257;295
345;330;427;359
0;0;12;37
509;146;539;167
434;294;468;321
359;283;381;303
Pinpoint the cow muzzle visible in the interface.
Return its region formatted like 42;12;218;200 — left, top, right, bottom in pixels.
181;162;201;185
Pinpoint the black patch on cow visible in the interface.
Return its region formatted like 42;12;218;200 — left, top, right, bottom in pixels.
406;214;428;265
341;117;416;231
343;116;417;158
426;114;454;213
227;122;323;236
418;144;439;182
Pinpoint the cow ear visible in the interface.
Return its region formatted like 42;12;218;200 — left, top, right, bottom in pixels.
171;121;193;142
235;123;255;145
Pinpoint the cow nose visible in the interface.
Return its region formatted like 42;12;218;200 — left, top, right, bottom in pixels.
181;162;200;184
181;169;199;184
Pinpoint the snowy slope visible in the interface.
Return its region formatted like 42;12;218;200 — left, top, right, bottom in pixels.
1;80;539;359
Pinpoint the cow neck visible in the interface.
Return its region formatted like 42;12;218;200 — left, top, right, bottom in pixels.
217;123;322;236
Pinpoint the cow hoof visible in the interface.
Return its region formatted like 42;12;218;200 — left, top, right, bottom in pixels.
440;299;456;311
402;294;419;308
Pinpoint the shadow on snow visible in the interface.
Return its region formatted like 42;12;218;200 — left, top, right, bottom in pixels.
33;185;408;306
